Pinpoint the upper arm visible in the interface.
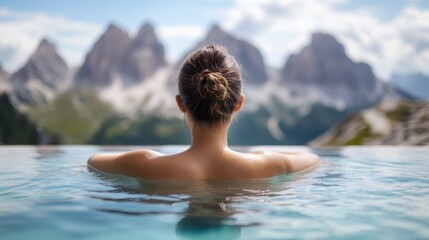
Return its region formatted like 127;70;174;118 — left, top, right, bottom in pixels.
87;153;123;174
285;152;320;172
87;149;161;176
261;151;320;174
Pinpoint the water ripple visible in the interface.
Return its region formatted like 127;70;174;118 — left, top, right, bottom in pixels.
0;146;428;239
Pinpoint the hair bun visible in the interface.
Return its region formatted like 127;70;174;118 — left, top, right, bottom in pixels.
195;69;229;101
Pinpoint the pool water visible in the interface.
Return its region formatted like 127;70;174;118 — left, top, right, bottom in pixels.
0;146;428;240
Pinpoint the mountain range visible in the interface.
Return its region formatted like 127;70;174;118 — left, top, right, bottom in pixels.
9;39;68;106
282;33;384;109
75;23;167;88
0;22;420;145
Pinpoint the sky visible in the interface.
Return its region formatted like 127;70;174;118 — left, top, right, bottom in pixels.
0;0;428;80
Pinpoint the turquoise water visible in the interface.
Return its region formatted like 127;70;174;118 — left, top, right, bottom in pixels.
0;146;428;240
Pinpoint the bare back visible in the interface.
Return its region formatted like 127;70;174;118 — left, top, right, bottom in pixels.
88;45;321;180
88;148;320;179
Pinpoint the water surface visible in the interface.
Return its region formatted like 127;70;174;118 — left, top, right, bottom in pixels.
0;146;428;239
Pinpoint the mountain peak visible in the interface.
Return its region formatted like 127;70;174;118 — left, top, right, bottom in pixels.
102;23;130;40
134;22;157;45
32;38;58;60
74;23;132;87
190;24;267;85
309;32;346;58
75;22;165;87
206;24;229;41
39;38;54;48
106;23;124;32
211;24;222;30
103;23;129;40
281;32;380;108
311;32;338;43
139;22;155;33
24;38;65;64
208;24;223;34
9;38;68;104
119;22;166;85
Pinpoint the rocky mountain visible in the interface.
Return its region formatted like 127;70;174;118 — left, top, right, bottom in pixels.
281;33;383;109
178;25;268;86
75;23;166;88
311;100;429;146
75;24;131;88
381;101;429;145
119;23;167;86
9;39;68;104
390;73;429;99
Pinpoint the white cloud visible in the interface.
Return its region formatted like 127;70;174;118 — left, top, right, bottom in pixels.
222;0;429;79
0;7;102;72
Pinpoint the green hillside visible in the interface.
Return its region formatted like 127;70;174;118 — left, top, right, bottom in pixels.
28;88;116;144
90;115;190;145
312;101;429;146
21;89;349;145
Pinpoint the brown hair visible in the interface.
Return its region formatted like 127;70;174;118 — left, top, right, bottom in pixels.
178;45;242;124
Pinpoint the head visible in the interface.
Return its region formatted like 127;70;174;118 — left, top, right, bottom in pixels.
177;45;244;126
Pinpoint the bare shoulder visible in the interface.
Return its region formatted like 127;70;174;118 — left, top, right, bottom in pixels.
117;149;164;160
249;150;320;173
87;149;164;176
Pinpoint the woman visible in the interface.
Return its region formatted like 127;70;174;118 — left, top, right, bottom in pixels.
88;45;319;179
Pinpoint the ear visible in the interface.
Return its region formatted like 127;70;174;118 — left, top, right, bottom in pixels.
176;95;186;113
233;94;245;113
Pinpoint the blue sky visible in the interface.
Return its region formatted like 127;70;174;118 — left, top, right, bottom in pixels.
0;0;231;26
3;0;427;25
0;0;428;79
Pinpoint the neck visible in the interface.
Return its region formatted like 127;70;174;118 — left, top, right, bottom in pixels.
189;122;229;152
